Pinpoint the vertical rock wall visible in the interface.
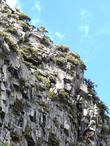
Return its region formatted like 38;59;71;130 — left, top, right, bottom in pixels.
0;2;110;146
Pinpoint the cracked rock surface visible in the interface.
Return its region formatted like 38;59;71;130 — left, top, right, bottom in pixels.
0;1;110;146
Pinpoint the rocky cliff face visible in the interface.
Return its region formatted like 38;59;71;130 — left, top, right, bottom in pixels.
0;1;110;146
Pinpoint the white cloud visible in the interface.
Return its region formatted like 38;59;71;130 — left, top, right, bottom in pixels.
79;9;91;38
31;0;41;12
35;0;41;12
6;0;18;8
55;32;65;40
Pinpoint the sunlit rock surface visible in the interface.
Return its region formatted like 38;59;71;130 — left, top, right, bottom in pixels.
0;1;110;146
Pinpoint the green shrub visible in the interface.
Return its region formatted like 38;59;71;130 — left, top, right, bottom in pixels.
67;53;79;64
54;56;67;68
48;91;58;100
1;8;11;13
7;13;19;19
20;21;31;31
37;74;50;88
56;45;69;52
6;28;18;36
59;89;69;97
97;101;108;114
41;36;52;46
18;12;31;22
66;53;85;69
0;32;18;51
48;89;69;103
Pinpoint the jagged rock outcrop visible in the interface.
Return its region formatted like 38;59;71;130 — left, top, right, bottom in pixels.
0;1;110;146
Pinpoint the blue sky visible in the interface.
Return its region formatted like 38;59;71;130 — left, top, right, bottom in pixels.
7;0;110;109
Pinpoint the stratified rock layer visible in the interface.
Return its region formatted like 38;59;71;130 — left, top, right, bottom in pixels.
0;1;110;146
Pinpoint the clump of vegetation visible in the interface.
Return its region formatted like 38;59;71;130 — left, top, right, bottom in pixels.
67;53;79;64
38;26;48;33
84;79;109;117
58;89;69;102
1;7;11;13
66;52;86;70
0;31;18;51
7;13;19;20
84;79;97;95
56;45;69;52
54;56;67;69
36;74;50;88
20;21;31;31
18;12;31;22
6;28;18;36
20;46;37;57
97;101;109;115
48;89;69;103
48;133;59;146
48;91;58;100
41;36;53;46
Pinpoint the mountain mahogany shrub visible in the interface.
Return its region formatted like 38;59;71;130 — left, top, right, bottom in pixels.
0;32;18;51
84;78;97;95
18;12;31;22
7;13;19;19
55;45;69;53
6;28;18;36
97;101;109;115
58;89;69;102
20;21;31;31
48;91;58;100
36;74;50;89
55;56;67;68
41;36;53;46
